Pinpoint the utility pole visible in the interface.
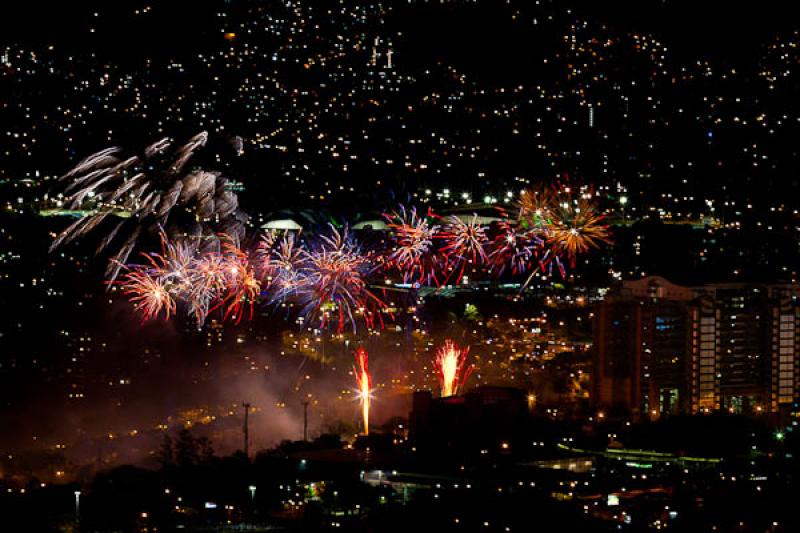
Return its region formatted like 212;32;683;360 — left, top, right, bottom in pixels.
242;402;251;457
302;400;310;442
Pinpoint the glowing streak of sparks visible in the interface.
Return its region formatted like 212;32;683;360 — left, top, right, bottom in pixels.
353;348;372;435
434;340;474;397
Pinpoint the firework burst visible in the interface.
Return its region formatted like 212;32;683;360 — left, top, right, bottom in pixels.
187;251;228;325
57;131;610;333
121;270;177;322
517;186;557;231
293;225;386;333
514;184;611;277
116;242;184;323
547;193;610;263
487;221;543;276
219;239;261;324
438;214;488;283
258;232;307;296
384;205;441;286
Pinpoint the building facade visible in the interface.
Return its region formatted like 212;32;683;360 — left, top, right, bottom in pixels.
593;276;800;418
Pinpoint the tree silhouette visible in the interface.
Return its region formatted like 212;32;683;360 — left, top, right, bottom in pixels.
156;434;174;468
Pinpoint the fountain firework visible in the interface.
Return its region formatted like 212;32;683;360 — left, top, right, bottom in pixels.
353;348;372;435
434;340;473;397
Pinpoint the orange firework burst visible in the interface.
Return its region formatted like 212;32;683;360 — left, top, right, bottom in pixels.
353;348;372;435
434;340;474;397
547;193;610;262
121;269;177;322
517;186;557;230
517;184;611;269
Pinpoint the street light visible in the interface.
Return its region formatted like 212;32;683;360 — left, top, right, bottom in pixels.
619;195;628;224
248;485;256;504
74;490;81;522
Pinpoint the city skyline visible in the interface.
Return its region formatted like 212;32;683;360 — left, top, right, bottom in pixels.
1;2;799;532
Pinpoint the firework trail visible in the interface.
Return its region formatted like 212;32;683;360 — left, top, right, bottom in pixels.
353;348;372;435
434;340;474;397
110;185;609;329
50;132;247;280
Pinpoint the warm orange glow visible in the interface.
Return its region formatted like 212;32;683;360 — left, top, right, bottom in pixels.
434;340;473;397
353;348;372;435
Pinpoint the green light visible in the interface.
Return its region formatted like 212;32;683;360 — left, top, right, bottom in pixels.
775;431;785;441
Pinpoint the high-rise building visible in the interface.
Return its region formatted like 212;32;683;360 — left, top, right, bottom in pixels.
592;276;800;418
